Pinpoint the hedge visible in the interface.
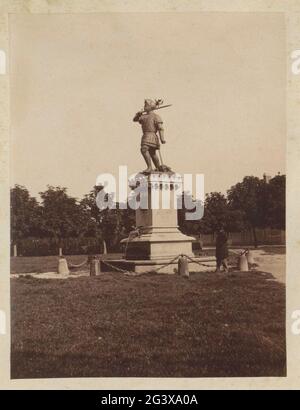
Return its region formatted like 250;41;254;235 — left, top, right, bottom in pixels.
11;237;105;257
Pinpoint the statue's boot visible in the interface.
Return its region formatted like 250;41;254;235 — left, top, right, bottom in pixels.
142;150;153;174
142;168;152;174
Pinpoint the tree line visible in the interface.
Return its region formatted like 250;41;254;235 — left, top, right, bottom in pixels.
179;174;285;247
11;174;285;255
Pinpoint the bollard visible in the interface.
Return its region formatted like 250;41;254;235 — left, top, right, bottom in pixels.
239;253;249;272
58;257;69;275
178;255;189;278
246;250;255;265
90;256;100;276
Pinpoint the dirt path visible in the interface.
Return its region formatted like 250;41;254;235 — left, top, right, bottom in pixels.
249;250;285;283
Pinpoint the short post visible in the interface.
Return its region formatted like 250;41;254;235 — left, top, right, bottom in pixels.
102;240;107;255
178;255;189;278
239;253;249;272
58;257;69;275
90;256;100;276
13;244;17;257
246;250;255;265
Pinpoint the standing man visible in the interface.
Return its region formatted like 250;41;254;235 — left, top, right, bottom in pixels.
133;99;166;173
215;226;229;273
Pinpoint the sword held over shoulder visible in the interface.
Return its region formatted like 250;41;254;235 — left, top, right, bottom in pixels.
139;104;172;115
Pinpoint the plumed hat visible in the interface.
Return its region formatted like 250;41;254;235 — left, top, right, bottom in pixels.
144;99;156;109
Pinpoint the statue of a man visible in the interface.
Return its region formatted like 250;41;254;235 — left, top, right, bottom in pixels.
133;99;166;173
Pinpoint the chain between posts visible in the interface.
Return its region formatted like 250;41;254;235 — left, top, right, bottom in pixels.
101;253;216;276
101;254;181;276
67;258;89;268
61;249;252;275
66;252;217;276
183;254;217;268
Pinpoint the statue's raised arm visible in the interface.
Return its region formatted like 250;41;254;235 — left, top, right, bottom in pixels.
133;111;143;122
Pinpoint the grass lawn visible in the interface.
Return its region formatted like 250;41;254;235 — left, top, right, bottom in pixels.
11;270;286;378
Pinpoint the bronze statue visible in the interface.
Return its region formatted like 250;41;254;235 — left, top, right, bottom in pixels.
133;99;170;174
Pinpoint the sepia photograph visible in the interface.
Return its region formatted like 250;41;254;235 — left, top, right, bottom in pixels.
7;11;287;380
1;0;300;393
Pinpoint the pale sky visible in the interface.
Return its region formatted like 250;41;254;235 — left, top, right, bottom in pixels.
10;13;286;200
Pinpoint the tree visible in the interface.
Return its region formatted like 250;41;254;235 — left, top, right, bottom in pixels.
178;191;244;236
177;192;202;235
227;176;265;247
200;192;227;234
199;192;244;234
227;174;285;247
39;186;87;252
79;187;103;239
11;185;42;254
265;174;285;230
80;187;135;252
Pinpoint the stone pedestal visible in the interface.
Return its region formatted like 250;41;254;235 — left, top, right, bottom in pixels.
104;171;215;274
124;172;194;261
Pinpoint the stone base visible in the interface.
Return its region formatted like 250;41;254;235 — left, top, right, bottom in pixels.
101;257;216;274
122;226;198;260
116;171;210;273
